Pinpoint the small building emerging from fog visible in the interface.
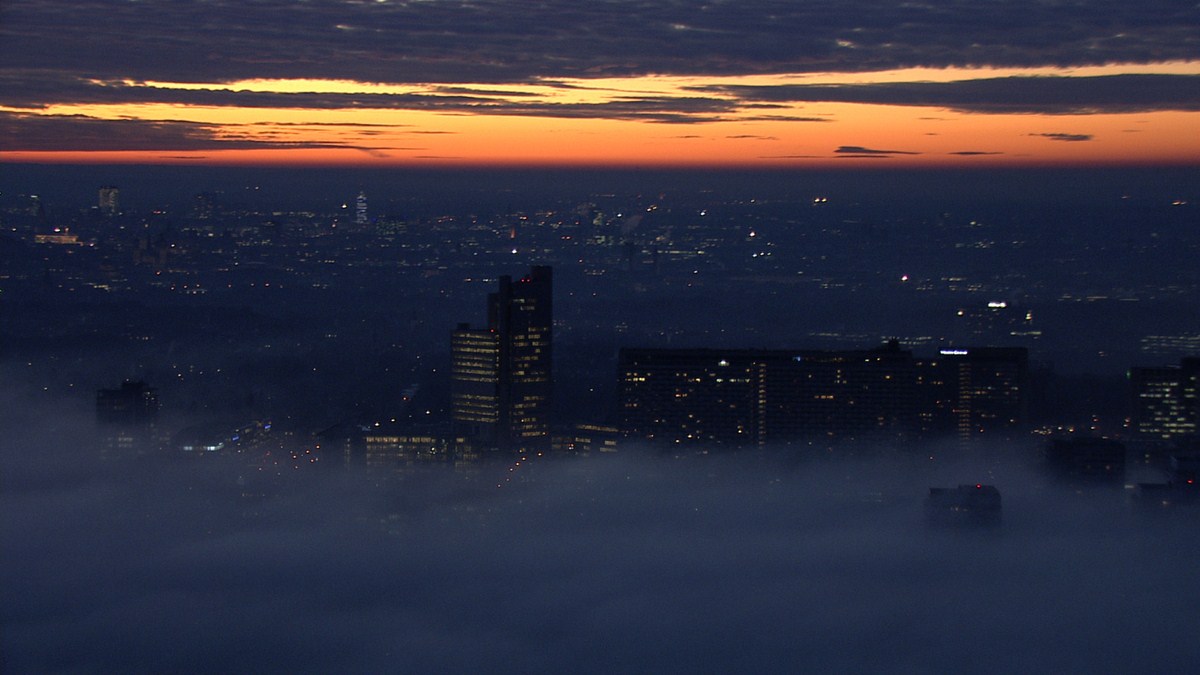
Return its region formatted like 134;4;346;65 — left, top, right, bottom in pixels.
1046;437;1126;483
96;380;160;457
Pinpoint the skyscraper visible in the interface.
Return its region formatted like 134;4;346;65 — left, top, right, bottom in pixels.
355;191;368;226
452;266;553;452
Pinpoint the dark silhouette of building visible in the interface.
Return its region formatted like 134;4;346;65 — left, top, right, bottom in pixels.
618;348;760;446
618;342;920;447
451;266;553;452
916;347;1029;442
96;380;160;456
925;484;1002;526
1046;437;1126;483
1134;449;1200;509
617;343;1028;448
761;343;917;443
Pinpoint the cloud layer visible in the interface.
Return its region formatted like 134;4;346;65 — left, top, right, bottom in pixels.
696;74;1200;115
2;1;1198;87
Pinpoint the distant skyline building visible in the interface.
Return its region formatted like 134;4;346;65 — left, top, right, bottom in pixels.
193;191;216;219
451;265;553;452
355;191;368;226
98;186;119;215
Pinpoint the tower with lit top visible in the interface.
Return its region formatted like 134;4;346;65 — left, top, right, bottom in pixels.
451;266;553;452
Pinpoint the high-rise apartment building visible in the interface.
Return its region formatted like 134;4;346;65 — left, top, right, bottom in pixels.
918;347;1029;442
618;344;1028;447
1130;358;1200;440
618;342;921;447
451;266;553;452
618;348;760;446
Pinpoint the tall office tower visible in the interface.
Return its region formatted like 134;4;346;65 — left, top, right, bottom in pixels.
355;191;368;226
451;266;553;452
925;347;1029;441
1130;358;1200;440
98;186;119;215
96;380;160;456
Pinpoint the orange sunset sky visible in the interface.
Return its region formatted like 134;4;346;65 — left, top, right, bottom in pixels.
1;2;1198;168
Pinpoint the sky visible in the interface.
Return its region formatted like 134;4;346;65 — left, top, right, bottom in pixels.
0;0;1198;168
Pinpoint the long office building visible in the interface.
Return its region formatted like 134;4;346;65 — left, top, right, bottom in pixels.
918;347;1029;442
451;266;553;452
618;343;1027;447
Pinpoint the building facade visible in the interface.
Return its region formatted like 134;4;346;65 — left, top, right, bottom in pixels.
918;347;1029;442
96;380;160;456
618;343;1028;448
1130;358;1200;440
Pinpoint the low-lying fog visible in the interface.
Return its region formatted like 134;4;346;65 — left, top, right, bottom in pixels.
3;389;1196;673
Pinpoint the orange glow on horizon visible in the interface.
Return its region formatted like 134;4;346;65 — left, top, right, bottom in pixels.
5;63;1199;168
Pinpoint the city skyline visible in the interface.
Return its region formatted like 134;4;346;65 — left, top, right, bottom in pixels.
1;1;1198;167
4;164;1200;672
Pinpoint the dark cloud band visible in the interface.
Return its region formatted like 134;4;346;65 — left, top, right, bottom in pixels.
0;112;381;153
1;1;1196;87
694;74;1200;115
